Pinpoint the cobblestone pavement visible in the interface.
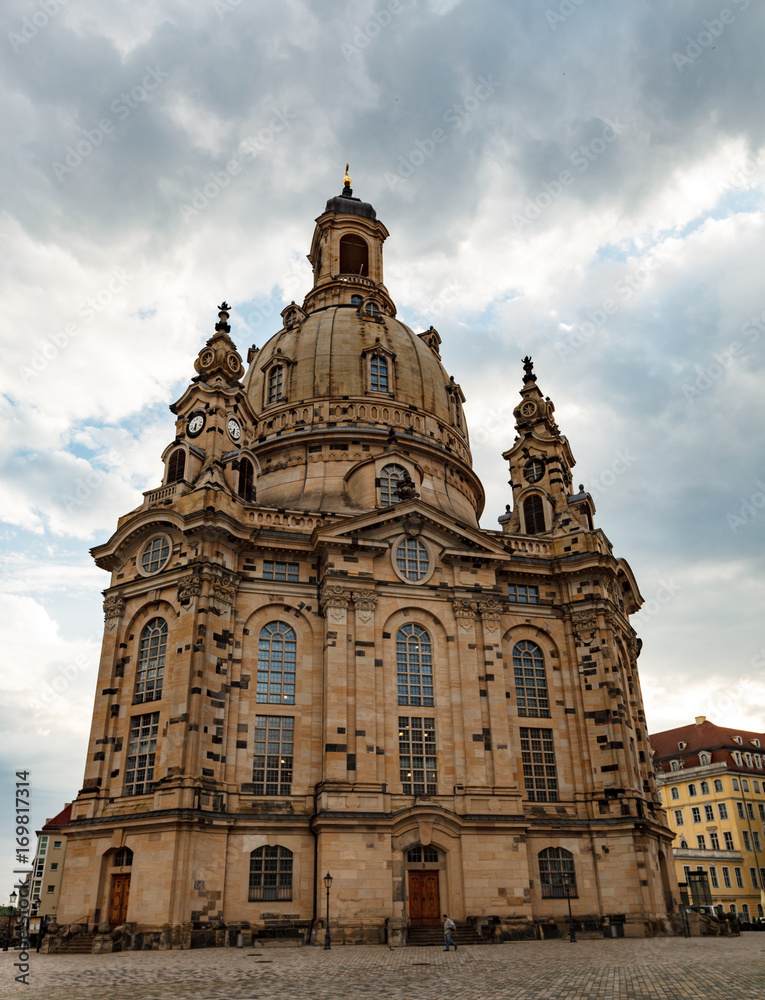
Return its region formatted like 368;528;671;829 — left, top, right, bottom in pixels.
2;935;765;1000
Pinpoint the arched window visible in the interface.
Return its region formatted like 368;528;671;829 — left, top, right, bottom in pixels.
538;847;576;898
351;294;363;307
267;365;283;404
700;778;711;793
713;778;723;792
670;787;680;800
397;624;433;707
135;618;167;703
370;353;389;392
699;753;711;766
114;847;133;867
395;538;429;582
339;234;368;275
248;845;293;901
380;464;407;505
167;449;186;484
523;494;546;534
257;622;296;704
513;641;549;717
238;458;254;502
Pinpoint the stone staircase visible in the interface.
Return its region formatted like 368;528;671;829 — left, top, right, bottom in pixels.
406;923;487;947
56;932;95;954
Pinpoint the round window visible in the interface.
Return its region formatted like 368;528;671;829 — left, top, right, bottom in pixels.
524;458;544;483
395;538;429;582
365;301;380;318
140;535;171;575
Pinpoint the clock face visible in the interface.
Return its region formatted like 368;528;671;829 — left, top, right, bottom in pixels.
524;459;544;483
200;350;214;367
520;401;537;418
187;412;205;437
227;418;242;441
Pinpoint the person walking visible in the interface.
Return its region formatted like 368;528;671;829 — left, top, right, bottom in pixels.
442;913;457;951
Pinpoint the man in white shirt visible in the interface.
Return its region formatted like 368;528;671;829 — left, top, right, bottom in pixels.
442;913;457;951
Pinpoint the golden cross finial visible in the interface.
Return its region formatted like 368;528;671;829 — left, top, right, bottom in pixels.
343;162;351;187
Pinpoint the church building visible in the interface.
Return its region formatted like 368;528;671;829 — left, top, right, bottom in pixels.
56;172;674;948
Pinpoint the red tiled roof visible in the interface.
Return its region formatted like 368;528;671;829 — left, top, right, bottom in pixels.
41;802;72;831
649;720;765;774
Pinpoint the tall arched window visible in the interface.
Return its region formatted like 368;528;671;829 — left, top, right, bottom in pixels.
380;464;406;505
113;847;133;867
238;458;254;502
513;641;549;717
167;449;186;484
538;847;576;898
397;624;433;706
135;618;167;703
370;353;389;392
523;494;546;534
249;845;293;901
267;365;283;404
339;234;368;275
257;622;296;704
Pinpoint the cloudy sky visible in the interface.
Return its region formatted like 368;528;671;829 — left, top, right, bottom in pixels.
1;0;764;899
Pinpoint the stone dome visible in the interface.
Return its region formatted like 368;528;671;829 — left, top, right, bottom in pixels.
238;186;484;525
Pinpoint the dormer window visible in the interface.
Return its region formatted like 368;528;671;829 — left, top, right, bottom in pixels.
267;365;283;404
732;751;742;765
670;759;682;771
284;309;297;329
733;736;743;744
678;741;687;750
752;739;761;747
379;464;407;506
370;353;388;392
365;301;380;319
699;752;711;766
745;753;753;767
339;233;368;276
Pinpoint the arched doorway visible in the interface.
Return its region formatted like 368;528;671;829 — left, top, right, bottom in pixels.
405;846;442;927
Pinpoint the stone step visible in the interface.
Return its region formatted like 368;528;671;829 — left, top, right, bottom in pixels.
407;923;487;946
57;933;94;954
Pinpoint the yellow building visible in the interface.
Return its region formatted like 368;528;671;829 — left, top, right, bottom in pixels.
31;804;72;920
54;176;673;950
650;716;765;921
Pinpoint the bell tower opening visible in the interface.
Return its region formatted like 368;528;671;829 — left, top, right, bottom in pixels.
339;233;368;276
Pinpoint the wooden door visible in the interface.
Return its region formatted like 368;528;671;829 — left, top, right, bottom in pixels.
408;871;440;926
109;874;131;925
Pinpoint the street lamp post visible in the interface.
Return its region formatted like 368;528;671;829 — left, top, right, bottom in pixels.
323;872;333;950
3;891;18;952
562;873;576;943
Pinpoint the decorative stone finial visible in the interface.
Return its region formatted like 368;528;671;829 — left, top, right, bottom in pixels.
216;302;231;333
522;356;537;383
344;163;352;187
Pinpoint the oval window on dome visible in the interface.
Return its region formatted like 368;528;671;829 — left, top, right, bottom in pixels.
365;301;380;319
141;535;171;575
395;538;429;582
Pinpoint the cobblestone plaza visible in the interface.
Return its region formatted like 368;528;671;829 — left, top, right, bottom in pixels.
2;936;764;1000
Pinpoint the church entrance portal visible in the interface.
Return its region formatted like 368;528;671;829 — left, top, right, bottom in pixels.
408;871;440;926
109;874;130;925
